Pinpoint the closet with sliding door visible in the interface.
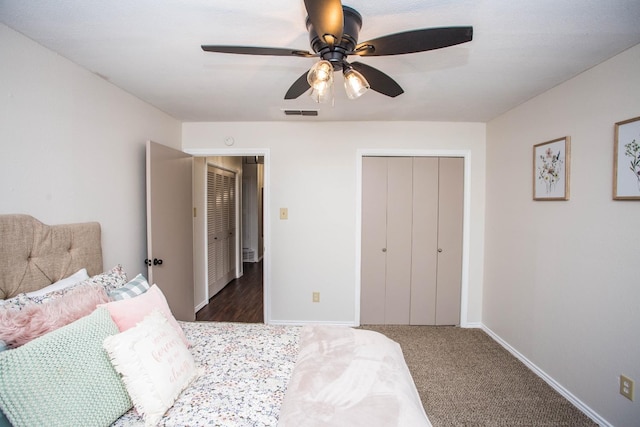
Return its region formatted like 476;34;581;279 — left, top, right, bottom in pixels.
360;156;464;325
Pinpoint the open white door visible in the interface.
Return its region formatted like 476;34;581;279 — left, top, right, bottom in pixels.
146;140;195;321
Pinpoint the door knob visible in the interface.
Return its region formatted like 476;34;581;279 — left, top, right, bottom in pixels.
144;258;164;266
382;248;387;252
438;248;443;253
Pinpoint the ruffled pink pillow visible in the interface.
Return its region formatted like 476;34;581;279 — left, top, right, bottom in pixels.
0;285;110;348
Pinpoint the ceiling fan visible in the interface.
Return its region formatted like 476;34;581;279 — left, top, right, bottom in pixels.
201;0;473;102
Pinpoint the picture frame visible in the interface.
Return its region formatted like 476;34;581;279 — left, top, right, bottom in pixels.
533;136;570;201
613;115;640;200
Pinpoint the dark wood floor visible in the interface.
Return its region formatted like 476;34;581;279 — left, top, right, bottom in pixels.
195;261;264;323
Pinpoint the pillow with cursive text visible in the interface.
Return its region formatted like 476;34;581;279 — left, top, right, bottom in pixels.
103;309;201;427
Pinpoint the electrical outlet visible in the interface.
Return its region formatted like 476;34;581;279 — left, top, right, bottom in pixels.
280;208;288;220
312;292;320;303
620;375;634;401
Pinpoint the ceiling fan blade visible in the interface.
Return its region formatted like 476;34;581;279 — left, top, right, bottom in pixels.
284;70;312;99
304;0;344;46
354;26;473;56
201;45;316;58
350;62;404;98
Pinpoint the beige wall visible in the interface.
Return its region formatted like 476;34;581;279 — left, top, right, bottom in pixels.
182;121;486;325
0;24;182;276
485;44;640;426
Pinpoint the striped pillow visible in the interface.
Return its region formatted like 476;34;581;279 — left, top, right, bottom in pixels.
109;274;150;300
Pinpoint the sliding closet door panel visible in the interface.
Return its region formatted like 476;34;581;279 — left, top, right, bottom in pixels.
436;157;464;325
385;157;413;324
410;157;439;325
360;157;388;324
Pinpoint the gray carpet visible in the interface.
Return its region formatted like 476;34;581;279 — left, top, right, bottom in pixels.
360;325;597;426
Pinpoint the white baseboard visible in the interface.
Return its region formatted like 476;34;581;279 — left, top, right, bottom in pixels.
194;300;207;312
461;321;482;328
481;324;610;427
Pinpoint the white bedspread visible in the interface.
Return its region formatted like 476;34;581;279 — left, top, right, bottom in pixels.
278;325;431;427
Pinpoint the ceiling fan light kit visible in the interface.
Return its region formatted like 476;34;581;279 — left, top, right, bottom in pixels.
201;0;473;104
306;58;369;103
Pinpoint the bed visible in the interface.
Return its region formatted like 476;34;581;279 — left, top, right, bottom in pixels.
0;215;430;427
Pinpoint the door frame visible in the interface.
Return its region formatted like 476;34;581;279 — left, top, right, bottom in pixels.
356;149;472;327
186;148;271;324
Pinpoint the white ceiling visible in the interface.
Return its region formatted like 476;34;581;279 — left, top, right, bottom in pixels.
2;0;639;123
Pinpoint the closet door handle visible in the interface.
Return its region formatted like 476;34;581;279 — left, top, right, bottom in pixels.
438;248;443;253
382;248;387;252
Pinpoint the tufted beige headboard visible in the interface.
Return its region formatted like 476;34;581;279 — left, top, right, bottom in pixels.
0;214;103;299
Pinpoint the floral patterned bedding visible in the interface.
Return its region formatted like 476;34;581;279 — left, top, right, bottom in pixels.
112;322;301;427
111;322;430;427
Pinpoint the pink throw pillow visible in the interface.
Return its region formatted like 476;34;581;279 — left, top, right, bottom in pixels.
0;285;110;348
99;284;189;346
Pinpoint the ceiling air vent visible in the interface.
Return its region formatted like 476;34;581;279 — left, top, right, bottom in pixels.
283;109;318;116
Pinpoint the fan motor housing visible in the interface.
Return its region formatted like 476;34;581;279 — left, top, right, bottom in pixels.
306;6;362;70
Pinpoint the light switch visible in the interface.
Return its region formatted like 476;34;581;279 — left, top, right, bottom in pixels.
280;208;288;220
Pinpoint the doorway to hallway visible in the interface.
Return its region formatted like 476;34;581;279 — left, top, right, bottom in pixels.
196;260;263;323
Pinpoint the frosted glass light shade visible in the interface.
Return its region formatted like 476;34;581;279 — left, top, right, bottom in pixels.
307;60;334;90
307;60;335;104
309;85;334;104
343;67;369;99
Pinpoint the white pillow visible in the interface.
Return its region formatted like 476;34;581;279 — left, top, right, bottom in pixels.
25;268;89;297
103;309;200;426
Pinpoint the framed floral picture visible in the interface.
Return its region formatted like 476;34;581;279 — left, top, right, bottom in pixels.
613;116;640;200
533;137;570;201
